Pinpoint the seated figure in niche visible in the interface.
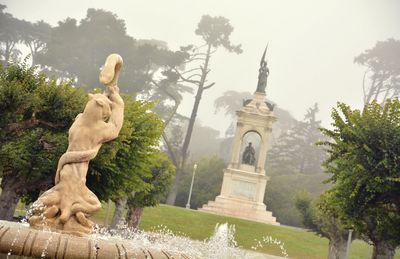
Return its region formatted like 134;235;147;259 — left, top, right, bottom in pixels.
242;142;256;166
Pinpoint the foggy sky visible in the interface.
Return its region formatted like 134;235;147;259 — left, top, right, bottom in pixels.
3;0;400;135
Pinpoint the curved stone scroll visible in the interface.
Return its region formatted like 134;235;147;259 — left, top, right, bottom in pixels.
28;54;125;236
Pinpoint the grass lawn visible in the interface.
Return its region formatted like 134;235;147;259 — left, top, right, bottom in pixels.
138;205;399;259
136;205;373;259
15;203;399;259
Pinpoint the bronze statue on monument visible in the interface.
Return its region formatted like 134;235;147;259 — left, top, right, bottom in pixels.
255;45;269;93
242;142;256;165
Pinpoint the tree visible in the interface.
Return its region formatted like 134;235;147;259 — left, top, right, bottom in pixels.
320;100;400;259
0;5;30;64
125;151;175;229
33;8;188;97
265;173;329;226
165;15;242;204
261;104;328;226
35;9;136;90
187;122;221;160
355;38;400;104
214;90;253;136
267;103;326;175
22;20;52;65
295;192;354;259
0;62;86;219
175;156;226;209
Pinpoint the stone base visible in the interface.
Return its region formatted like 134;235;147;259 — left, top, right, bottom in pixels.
199;195;279;226
198;166;279;226
0;220;188;259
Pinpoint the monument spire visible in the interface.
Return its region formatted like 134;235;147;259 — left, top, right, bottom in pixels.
256;44;270;93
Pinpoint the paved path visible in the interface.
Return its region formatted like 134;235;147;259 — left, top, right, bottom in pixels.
242;250;286;259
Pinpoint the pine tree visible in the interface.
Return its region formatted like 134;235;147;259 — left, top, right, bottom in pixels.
267;103;326;175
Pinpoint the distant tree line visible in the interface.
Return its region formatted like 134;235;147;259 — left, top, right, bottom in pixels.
0;5;244;225
1;7;399;257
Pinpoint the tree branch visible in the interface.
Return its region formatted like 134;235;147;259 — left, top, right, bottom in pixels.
365;75;378;104
186;74;202;80
162;132;179;167
182;57;206;64
6;118;66;132
151;79;180;127
191;52;208;57
191;43;208;51
203;82;215;90
180;67;202;75
174;69;200;84
362;69;371;104
9;41;17;52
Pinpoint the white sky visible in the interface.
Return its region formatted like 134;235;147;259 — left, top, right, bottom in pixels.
3;0;400;134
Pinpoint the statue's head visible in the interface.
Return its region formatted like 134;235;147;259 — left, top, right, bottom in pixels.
249;142;252;146
83;93;112;121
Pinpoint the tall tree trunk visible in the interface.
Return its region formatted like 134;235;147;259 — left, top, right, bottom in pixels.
372;241;395;259
0;174;22;220
365;76;378;104
126;206;143;229
4;42;11;65
166;167;183;205
110;196;127;229
372;77;384;101
166;44;212;205
327;235;348;259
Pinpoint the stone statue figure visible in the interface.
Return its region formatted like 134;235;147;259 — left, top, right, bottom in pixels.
28;54;125;235
242;142;256;166
256;45;269;93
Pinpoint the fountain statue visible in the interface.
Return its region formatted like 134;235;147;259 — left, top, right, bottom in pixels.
28;54;125;236
0;54;187;258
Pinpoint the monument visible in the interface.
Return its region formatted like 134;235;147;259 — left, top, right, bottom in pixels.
199;47;279;225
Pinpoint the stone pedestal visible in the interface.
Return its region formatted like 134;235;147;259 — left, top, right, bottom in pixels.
199;92;279;226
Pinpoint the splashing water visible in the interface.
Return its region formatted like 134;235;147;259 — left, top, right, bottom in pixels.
7;224;21;258
89;222;287;259
252;236;289;258
204;223;242;258
16;212;288;258
40;234;53;258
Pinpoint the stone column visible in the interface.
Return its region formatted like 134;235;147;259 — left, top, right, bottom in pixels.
256;128;271;174
229;122;244;168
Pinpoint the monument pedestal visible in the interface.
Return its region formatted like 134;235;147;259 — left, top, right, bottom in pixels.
199;166;279;225
199;90;279;225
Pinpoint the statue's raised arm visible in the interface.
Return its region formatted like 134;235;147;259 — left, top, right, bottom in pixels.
99;54;124;142
28;54;125;236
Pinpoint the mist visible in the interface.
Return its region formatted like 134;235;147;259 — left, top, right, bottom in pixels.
3;0;399;134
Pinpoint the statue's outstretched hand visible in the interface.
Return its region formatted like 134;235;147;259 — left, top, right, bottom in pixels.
106;85;119;95
107;87;123;106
